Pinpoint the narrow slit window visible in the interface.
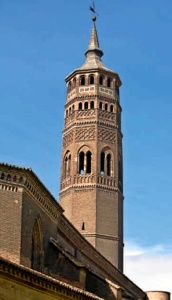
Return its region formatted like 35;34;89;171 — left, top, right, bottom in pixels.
100;152;105;174
86;151;91;173
79;152;84;174
99;102;102;109
107;154;111;176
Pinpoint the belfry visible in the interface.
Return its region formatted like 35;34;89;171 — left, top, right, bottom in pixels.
59;16;123;271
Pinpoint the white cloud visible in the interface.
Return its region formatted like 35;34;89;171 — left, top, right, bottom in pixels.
124;241;172;295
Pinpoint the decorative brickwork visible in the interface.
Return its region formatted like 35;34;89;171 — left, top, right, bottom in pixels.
75;127;96;142
63;131;74;148
98;128;116;144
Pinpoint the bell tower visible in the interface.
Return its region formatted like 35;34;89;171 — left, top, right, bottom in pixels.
59;16;123;271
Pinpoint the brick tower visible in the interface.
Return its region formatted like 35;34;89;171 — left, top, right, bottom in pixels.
59;17;123;271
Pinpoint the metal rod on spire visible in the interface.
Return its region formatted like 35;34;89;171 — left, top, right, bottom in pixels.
89;0;99;19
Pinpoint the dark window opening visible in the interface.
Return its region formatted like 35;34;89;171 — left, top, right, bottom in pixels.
86;151;91;173
107;154;111;176
80;76;85;86
116;85;119;96
105;103;108;111
89;75;94;85
79;152;84;174
66;110;68;118
73;78;76;88
107;78;112;88
84;102;88;110
100;152;105;174
82;222;85;230
110;105;113;113
78;102;82;110
69;107;71;115
99;76;103;85
72;105;74;112
90;101;94;109
99;102;102;109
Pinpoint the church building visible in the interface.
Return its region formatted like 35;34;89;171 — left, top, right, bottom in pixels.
0;14;170;300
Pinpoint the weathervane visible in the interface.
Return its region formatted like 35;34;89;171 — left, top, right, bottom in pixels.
90;0;99;21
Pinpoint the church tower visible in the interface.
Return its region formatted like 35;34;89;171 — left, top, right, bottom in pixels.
59;16;123;272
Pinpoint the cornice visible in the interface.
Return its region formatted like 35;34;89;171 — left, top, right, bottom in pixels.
0;256;103;300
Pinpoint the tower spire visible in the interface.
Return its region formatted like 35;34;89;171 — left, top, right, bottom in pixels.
85;17;103;60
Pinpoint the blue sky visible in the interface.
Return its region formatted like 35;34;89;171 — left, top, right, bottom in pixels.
0;0;172;292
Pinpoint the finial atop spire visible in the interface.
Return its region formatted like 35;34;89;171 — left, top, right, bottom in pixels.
85;3;103;60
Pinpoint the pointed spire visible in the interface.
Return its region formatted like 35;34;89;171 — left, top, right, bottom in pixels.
85;16;103;60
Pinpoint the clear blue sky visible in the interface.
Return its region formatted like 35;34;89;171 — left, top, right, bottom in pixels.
0;0;172;291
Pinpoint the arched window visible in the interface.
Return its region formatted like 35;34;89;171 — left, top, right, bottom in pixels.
99;102;102;109
84;102;88;110
110;105;113;113
86;151;91;173
90;101;94;109
73;78;76;88
64;151;71;178
100;149;113;176
107;78;112;88
79;152;84;174
80;76;85;86
68;81;71;92
105;103;108;111
100;152;105;174
78;102;82;110
99;75;104;86
72;105;75;112
69;107;71;115
66;110;68;118
31;217;43;272
107;154;111;176
89;75;94;85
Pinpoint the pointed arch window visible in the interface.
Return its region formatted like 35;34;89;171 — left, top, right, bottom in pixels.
79;151;84;174
107;154;111;176
100;152;105;174
64;151;71;178
31;217;43;272
86;151;92;173
80;76;85;86
100;149;113;176
78;148;92;175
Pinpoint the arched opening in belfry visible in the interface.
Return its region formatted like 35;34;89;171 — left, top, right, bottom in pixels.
73;77;76;88
99;75;104;86
68;81;71;92
31;217;43;272
89;75;94;85
107;154;111;176
78;102;82;110
80;76;85;86
100;152;105;174
86;151;92;174
99;102;102;109
107;77;112;88
90;101;94;109
105;103;108;111
84;102;88;110
110;105;113;113
79;151;84;174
